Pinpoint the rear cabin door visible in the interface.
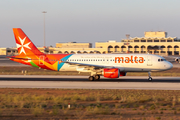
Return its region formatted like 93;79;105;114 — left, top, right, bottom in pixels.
39;56;44;65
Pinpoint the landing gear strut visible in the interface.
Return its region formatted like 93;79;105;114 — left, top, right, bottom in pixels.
148;72;152;81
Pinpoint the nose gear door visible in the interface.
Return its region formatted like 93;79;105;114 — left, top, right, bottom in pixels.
147;56;152;66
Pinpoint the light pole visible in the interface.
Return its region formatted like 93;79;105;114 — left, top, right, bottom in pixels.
42;11;47;47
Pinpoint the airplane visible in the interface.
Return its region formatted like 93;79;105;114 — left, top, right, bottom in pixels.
10;28;173;81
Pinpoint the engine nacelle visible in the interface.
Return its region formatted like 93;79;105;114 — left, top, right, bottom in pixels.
103;68;126;78
175;57;180;63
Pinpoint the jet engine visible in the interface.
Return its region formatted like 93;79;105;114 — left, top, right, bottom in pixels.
175;57;180;63
103;68;126;78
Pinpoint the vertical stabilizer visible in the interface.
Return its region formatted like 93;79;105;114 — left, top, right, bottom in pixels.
13;28;43;56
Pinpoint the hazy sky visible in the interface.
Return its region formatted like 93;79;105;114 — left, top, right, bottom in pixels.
1;0;180;47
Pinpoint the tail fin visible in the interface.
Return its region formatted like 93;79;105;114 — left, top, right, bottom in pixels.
13;28;43;56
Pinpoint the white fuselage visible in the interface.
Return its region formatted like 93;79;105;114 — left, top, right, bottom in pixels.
59;54;173;72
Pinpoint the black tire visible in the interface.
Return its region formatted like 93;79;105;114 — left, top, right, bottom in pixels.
94;75;100;80
89;76;94;81
148;77;152;81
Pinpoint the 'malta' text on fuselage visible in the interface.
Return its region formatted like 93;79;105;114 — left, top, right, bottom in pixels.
115;56;144;63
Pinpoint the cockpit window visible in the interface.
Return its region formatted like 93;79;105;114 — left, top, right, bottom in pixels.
158;59;166;62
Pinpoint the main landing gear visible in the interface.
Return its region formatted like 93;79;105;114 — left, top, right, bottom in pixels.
148;72;152;81
89;75;100;81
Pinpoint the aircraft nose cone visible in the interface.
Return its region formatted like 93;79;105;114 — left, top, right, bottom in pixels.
166;62;173;70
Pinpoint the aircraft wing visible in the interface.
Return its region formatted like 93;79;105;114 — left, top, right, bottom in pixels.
64;61;115;70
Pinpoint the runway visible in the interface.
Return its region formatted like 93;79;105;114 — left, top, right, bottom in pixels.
0;75;180;90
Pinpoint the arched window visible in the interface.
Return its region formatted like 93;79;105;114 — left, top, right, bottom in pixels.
128;45;133;48
174;45;179;51
70;51;75;54
141;45;145;48
64;51;69;54
174;45;179;48
121;45;126;52
147;46;153;49
96;51;101;54
77;51;81;54
154;46;159;50
167;45;172;51
114;45;120;52
90;51;94;54
127;45;133;53
161;45;166;51
134;45;139;51
108;45;113;53
141;45;146;52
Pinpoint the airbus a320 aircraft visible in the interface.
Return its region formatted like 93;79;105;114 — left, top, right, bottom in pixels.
10;28;173;81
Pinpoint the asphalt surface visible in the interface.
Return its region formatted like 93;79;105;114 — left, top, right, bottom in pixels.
0;56;180;90
0;75;180;90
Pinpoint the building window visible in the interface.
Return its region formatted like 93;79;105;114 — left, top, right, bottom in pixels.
154;40;159;42
167;40;172;42
147;40;152;42
141;40;146;42
161;39;166;42
134;40;139;42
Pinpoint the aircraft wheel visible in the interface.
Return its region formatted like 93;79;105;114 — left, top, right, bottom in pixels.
94;75;100;80
148;77;152;81
89;76;94;81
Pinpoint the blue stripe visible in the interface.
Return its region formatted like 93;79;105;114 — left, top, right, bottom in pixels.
58;54;72;71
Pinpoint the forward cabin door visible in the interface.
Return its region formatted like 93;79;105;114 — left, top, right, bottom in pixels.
147;55;152;66
39;56;44;65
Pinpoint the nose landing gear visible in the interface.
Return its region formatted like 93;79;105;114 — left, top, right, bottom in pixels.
148;72;152;81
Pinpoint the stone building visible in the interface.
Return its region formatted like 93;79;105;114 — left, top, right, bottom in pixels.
1;31;180;56
95;31;180;56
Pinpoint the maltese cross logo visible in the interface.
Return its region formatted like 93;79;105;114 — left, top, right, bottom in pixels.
16;37;31;55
